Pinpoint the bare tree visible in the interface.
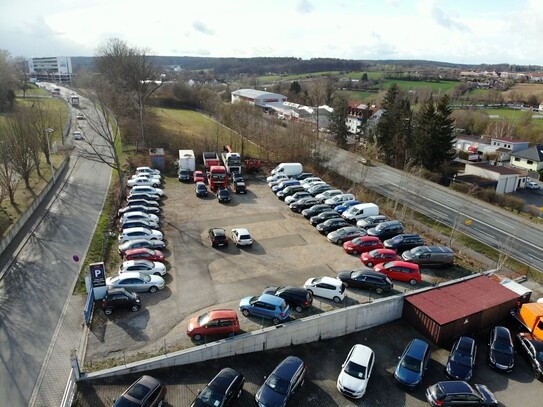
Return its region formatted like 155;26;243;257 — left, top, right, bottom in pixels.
486;119;515;139
0;121;20;206
28;100;54;174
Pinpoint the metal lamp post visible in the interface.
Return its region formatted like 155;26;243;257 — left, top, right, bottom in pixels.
45;128;56;184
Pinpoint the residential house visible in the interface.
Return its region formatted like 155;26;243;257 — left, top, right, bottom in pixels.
510;144;543;173
459;162;528;193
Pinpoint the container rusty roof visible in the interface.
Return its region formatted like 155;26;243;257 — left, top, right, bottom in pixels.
405;275;519;325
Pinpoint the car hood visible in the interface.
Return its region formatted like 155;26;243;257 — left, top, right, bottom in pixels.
394;365;421;386
446;360;472;380
490;349;514;367
187;317;199;332
239;296;253;307
151;230;163;239
255;383;286;407
338;370;367;394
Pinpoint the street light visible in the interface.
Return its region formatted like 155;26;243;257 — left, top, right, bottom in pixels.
45;128;56;184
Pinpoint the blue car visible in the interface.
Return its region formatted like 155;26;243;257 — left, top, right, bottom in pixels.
255;356;306;407
239;294;290;325
334;200;361;214
394;338;431;390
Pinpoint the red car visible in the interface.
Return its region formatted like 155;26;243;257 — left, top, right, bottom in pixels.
373;261;422;285
343;236;383;255
193;170;205;183
124;247;165;262
186;309;240;341
361;248;399;267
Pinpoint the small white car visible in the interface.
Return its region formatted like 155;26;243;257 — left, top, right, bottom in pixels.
127;177;161;188
526;181;540;190
73;130;83;140
300;177;323;188
337;344;375;399
131;185;164;196
325;193;356;206
266;173;289;183
315;189;343;202
120;211;160;225
119;260;166;276
303;276;347;303
231;228;253;247
131;172;161;180
302;181;326;190
118;227;163;243
106;271;165;293
135;166;161;176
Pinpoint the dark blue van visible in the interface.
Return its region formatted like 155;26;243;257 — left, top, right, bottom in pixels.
394;338;431;390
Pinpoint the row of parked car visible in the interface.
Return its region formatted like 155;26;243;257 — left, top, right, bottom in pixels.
101;167;171;315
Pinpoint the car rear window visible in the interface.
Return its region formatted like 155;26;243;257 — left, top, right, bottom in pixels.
339;283;346;294
279;301;288;312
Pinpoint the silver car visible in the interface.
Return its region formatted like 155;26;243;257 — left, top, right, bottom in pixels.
106;271;165;293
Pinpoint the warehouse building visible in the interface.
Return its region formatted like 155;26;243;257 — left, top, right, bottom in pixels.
231;89;287;108
402;275;520;345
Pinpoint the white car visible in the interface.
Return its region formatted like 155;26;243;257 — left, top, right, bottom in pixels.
119;260;166;276
131;185;164;196
325;193;356;206
121;211;160;225
315;189;343;202
303;276;346;303
302;181;326;190
127;177;161;188
300;177;323;188
337;344;375;399
118;227;163;243
285;191;311;204
73;130;83;140
526;181;540;190
106;271;165;293
136;166;161;176
231;228;253;247
266;173;289;183
131;172;161;180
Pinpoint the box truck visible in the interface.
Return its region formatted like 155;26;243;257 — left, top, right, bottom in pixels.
270;163;303;177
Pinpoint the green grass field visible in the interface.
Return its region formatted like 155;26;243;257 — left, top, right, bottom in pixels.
15;84;49;97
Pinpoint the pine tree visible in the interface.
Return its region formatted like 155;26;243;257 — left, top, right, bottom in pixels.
328;96;350;147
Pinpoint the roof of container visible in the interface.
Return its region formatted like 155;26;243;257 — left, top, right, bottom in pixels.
405;276;519;325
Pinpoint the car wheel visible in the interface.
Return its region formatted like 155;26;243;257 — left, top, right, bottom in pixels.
409;279;418;286
366;261;374;267
193;333;202;341
351;250;359;256
337;239;343;244
333;296;341;303
149;286;158;293
104;308;113;315
376;288;384;295
131;305;140;312
242;309;250;317
295;306;303;313
272;317;280;325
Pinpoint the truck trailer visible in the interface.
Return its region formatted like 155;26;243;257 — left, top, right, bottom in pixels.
202;152;221;168
178;149;196;182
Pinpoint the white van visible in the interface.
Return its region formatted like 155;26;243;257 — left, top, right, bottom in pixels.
325;193;355;206
271;163;303;177
342;203;379;223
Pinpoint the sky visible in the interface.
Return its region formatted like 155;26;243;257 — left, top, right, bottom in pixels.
1;0;542;65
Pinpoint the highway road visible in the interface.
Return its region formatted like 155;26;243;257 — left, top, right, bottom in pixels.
318;143;543;273
0;85;112;406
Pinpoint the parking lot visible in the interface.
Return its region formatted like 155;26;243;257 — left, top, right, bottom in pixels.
77;319;542;406
87;173;476;364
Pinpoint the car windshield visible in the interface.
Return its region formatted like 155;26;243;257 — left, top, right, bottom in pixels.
249;296;259;305
400;355;422;373
265;374;290;395
139;274;151;282
197;312;210;326
492;340;513;354
450;352;472;367
196;386;222;406
344;361;367;379
351;270;365;279
367;249;380;257
390;236;403;243
136;260;153;267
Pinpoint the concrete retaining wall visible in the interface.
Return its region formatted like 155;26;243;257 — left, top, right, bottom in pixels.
82;294;404;381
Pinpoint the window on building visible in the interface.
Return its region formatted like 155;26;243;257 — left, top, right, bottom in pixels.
514;157;520;161
527;160;534;165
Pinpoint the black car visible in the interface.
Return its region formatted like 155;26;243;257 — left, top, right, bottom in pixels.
383;233;425;253
309;210;341;226
102;288;141;315
426;381;498;407
255;356;306;407
178;168;191;182
289;197;320;213
262;286;313;313
113;375;167;407
294;172;314;180
233;180;246;194
195;181;208;197
367;220;404;240
316;218;350;234
191;367;244;407
231;172;244;183
301;204;333;219
445;336;477;381
217;188;231;203
517;332;543;380
125;198;160;208
127;192;161;201
337;269;393;294
277;185;305;200
307;184;332;196
209;228;228;247
118;205;160;217
118;238;166;255
488;325;515;372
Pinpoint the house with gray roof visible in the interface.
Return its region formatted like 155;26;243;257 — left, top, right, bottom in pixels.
510;144;543;172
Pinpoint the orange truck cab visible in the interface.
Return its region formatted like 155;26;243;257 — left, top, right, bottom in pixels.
514;302;543;340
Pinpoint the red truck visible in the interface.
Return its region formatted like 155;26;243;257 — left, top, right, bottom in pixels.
207;166;228;192
202;152;221;169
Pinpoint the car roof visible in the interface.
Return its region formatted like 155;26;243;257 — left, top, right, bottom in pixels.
208;309;238;319
125;248;153;254
352;269;388;279
122;227;152;234
405;338;430;359
371;248;398;254
387;260;419;269
316;276;343;286
494;325;511;338
210;228;226;235
438;380;474;394
258;293;286;305
273;356;304;380
196;181;206;186
117;271;145;279
350;344;374;365
232;228;250;235
208;368;242;392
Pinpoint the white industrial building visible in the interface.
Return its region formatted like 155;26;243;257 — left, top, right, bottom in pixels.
231;89;287;108
27;56;74;84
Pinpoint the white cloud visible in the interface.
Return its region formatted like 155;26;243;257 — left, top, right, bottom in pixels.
297;0;315;14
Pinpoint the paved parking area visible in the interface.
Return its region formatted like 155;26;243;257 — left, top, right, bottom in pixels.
86;175;474;365
76;319;542;406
